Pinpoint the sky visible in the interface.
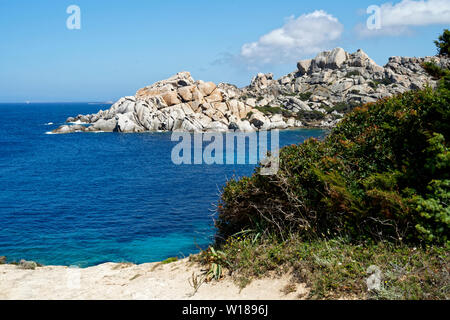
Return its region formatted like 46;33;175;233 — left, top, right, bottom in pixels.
0;0;449;102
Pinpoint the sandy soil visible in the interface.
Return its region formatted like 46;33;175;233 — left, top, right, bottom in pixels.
0;258;308;300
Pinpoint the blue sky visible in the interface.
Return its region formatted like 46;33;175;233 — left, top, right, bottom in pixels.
0;0;449;102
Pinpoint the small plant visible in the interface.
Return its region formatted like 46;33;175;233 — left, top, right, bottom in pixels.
369;78;394;89
345;70;361;78
298;92;313;101
188;272;205;296
369;81;378;89
201;247;229;281
281;283;297;295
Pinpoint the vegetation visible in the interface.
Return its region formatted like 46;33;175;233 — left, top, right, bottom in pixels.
195;32;450;300
255;105;293;118
255;105;282;115
434;29;450;56
296;110;325;121
217;78;449;244
298;92;313;101
345;70;361;78
194;236;448;299
369;77;394;89
161;257;178;264
422;62;450;80
324;101;361;114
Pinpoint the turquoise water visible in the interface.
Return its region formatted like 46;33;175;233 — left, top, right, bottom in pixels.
0;103;326;267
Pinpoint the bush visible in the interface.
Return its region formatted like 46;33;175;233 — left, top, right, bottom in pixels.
296;110;325;121
216;82;450;245
298;92;313;101
369;78;394;89
255;105;282;115
325;102;360;114
422;62;450;80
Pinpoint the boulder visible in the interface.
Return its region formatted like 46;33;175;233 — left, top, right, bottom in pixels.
177;86;194;102
205;88;223;103
91;118;117;132
228;122;239;131
198;82;217;96
161;91;181;106
297;59;312;75
116;113;143;132
312;47;347;71
19;259;38;270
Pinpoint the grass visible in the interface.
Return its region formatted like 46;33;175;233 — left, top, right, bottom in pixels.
150;256;179;271
161;257;178;264
195;234;449;300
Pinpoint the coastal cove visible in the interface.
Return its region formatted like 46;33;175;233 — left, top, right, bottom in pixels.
0;102;326;267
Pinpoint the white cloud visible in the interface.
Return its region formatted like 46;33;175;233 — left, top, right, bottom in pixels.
240;10;344;65
357;0;450;37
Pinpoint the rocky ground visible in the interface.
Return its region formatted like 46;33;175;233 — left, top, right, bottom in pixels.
0;259;307;300
52;48;449;134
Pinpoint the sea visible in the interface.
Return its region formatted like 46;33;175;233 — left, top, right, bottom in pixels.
0;102;326;267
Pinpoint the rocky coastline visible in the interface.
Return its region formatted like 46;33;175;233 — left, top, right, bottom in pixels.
52;48;449;134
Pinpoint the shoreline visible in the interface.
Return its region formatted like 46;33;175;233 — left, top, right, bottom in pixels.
0;257;308;300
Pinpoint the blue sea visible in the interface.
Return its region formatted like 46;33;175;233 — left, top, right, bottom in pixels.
0;103;326;267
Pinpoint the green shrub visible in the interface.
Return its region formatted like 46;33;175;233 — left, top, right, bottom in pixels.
369;78;394;89
325;102;360;114
216;82;450;245
345;71;361;78
296;110;325;121
255;105;282;115
298;92;313;101
422;62;450;79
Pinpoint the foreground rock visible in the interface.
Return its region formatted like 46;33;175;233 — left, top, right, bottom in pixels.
52;49;449;133
0;259;308;300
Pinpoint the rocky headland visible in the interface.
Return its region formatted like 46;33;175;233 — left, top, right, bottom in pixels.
52;48;449;134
